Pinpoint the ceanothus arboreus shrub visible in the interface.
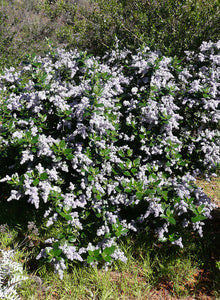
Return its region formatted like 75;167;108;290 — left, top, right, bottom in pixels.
0;40;219;278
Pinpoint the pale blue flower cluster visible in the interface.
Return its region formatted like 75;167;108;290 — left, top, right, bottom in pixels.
0;249;28;299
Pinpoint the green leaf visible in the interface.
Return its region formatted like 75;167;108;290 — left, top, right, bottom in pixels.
31;136;38;144
59;211;66;218
112;168;118;175
33;178;39;186
93;249;100;257
63;214;72;221
40;172;48;180
175;153;182;159
55;156;62;162
139;134;145;139
53;249;62;257
119;163;125;170
56;207;61;214
53;242;60;250
189;203;198;214
104;232;112;239
88;250;94;256
64;148;72;155
57;233;65;239
154;179;161;185
118;150;125;157
131;168;137;175
133;158;140;167
191;215;207;223
103;246;116;256
60;140;66;148
161;191;168;201
68;236;76;243
63;205;71;214
124;171;131;177
197;205;205;214
127;149;133;156
96;194;102;200
166;208;172;217
102;255;112;262
168;234;176;242
87;256;96;264
92;186;98;193
168;217;176;225
126;159;132;169
66;154;74;160
88;175;94;182
144;189;155;195
136;191;143;200
149;173;157;180
88;249;100;258
121;228;129;235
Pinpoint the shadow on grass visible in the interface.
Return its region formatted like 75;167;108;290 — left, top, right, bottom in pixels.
118;206;220;298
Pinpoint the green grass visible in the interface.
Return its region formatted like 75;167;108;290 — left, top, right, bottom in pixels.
1;230;219;299
1;176;219;299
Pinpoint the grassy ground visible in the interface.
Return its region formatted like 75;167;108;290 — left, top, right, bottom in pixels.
197;176;220;208
0;177;219;299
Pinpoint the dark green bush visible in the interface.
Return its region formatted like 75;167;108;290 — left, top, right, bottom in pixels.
60;0;220;56
0;0;219;70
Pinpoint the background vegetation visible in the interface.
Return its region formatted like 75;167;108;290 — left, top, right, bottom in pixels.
0;0;220;70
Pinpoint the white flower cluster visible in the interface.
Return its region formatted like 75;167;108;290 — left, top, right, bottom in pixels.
0;40;219;276
0;249;28;300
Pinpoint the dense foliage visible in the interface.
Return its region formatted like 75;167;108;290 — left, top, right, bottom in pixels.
61;0;220;56
0;40;219;278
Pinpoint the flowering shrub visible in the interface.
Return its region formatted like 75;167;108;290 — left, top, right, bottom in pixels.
0;40;219;278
